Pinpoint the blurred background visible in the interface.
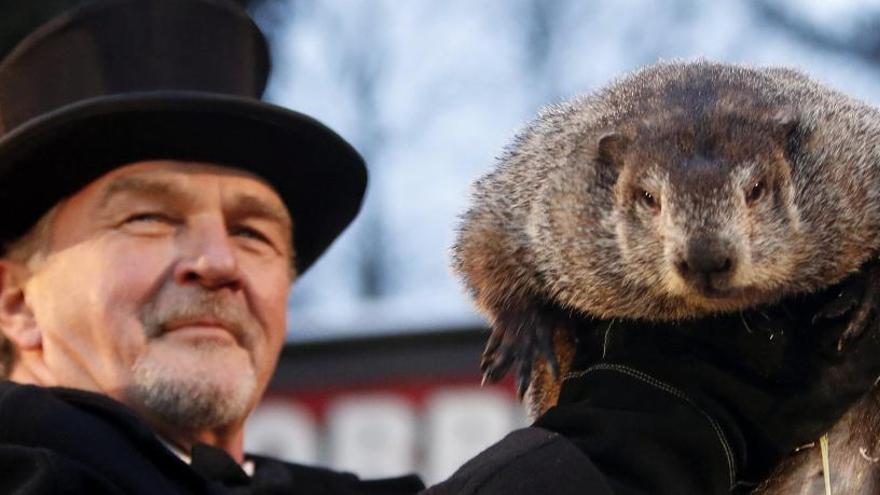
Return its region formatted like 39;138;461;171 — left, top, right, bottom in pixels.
6;0;880;485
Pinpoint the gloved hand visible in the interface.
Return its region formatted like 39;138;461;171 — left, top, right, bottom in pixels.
534;265;880;493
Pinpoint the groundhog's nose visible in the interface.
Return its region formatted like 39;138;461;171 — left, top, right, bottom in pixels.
674;237;736;294
678;251;733;275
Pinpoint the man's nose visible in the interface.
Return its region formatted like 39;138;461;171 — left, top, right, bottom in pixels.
174;219;242;290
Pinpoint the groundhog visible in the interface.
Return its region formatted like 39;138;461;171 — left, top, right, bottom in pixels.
452;60;880;493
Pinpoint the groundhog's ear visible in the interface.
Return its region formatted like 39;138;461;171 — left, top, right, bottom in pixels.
595;131;628;168
772;109;807;160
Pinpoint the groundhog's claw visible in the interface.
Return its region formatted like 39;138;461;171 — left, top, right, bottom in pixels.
839;274;880;351
814;261;880;351
480;331;516;383
480;302;562;397
813;285;862;323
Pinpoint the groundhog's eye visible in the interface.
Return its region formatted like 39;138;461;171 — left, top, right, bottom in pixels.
746;180;765;205
637;189;660;212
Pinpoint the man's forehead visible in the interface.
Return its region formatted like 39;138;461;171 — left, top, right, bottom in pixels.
96;160;277;193
37;159;294;256
90;160;290;219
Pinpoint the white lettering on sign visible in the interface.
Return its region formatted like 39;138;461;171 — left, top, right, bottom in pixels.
244;401;318;465
327;394;417;478
424;388;524;483
243;387;527;481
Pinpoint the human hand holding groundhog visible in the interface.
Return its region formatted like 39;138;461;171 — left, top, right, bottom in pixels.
534;264;880;493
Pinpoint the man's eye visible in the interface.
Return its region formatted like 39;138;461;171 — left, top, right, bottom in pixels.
124;213;170;224
118;213;178;235
231;226;270;243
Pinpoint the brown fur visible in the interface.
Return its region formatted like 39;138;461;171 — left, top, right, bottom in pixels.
753;391;880;494
453;60;880;493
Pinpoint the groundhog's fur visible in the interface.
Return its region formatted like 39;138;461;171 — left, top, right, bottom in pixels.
752;389;880;494
453;60;880;493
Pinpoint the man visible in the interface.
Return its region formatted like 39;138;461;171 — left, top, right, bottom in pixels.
4;1;880;494
0;0;423;493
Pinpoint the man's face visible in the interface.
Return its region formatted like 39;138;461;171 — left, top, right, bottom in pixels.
22;160;293;430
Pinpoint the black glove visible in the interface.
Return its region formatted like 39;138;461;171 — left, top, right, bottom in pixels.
534;267;880;494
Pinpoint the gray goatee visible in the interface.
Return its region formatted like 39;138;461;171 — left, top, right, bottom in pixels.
127;290;262;430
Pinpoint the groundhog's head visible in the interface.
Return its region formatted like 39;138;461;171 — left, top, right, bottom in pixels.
531;90;810;320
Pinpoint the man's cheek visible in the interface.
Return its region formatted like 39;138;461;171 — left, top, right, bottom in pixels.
100;245;171;302
248;262;290;320
265;292;290;344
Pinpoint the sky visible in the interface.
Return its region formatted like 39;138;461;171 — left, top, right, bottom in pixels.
248;0;880;341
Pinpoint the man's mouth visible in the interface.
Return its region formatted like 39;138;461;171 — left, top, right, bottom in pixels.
161;318;241;345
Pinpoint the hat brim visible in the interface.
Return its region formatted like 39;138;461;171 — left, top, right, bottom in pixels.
0;91;367;274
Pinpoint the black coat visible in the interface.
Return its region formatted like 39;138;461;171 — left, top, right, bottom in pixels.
1;378;734;495
0;381;424;494
424;371;735;495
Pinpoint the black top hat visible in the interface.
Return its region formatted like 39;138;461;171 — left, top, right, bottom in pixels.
0;0;367;274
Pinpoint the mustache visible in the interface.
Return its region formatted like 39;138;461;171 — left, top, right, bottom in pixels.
140;290;261;349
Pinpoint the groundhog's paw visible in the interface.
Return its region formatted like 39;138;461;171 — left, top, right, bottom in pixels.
814;280;864;322
815;261;880;351
480;303;561;397
840;279;880;351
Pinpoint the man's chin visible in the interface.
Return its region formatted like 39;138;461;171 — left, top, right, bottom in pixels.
126;344;258;430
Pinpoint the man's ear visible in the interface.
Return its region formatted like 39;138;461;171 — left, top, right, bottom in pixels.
0;260;41;351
